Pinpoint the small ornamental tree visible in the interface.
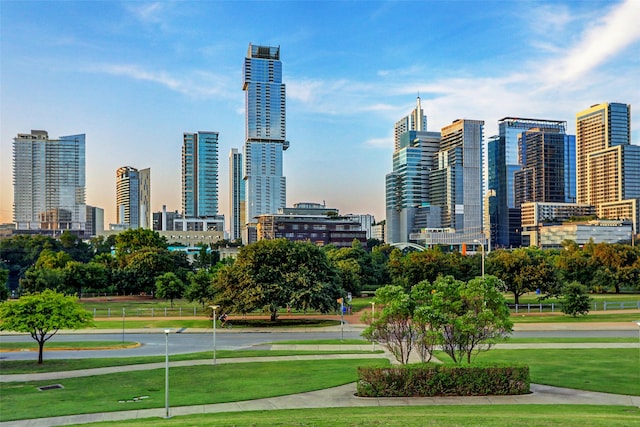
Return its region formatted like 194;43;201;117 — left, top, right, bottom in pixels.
0;290;93;363
561;281;591;317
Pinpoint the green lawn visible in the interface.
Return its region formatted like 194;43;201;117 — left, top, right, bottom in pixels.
455;348;640;396
0;349;378;374
510;312;640;323
504;337;638;343
0;358;389;421
0;341;138;350
74;405;640;427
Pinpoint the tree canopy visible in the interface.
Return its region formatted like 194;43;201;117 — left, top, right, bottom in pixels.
0;290;93;363
214;239;342;320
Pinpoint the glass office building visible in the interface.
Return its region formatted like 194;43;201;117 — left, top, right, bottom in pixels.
13;130;86;233
243;43;288;226
182;131;219;218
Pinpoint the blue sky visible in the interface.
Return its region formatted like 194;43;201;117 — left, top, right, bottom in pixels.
2;0;639;229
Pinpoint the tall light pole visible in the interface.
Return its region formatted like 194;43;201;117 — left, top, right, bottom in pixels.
474;239;485;278
208;305;220;365
370;301;375;352
164;329;171;419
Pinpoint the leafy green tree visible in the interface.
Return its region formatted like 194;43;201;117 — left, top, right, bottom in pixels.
185;269;216;307
19;266;65;294
561;281;591;317
64;261;109;296
0;289;93;363
0;235;60;289
422;275;512;364
0;268;9;301
121;247;177;295
115;228;167;257
362;284;415;364
215;239;342;321
155;272;185;307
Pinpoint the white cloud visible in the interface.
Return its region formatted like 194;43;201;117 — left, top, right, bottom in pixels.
364;136;393;149
538;0;640;85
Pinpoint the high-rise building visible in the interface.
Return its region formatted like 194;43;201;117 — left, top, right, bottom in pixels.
394;96;428;151
514;126;569;206
576;102;639;230
12;130;87;234
182;131;219;218
243;43;288;237
116;166;150;229
487;118;568;248
229;148;245;241
386;97;440;243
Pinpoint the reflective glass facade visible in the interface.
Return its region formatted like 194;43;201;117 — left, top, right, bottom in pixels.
13;131;86;232
182;131;219;218
243;43;288;223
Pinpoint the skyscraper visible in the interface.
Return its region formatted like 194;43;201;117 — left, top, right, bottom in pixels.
385;98;440;243
12;130;86;233
575;102;639;229
116;166;150;229
487;118;568;248
513;125;569;206
229;148;245;241
182;131;219;218
243;43;288;233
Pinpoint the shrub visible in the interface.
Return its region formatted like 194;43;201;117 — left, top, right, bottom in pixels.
356;363;529;397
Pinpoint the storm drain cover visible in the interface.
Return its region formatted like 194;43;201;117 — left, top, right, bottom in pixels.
38;384;63;391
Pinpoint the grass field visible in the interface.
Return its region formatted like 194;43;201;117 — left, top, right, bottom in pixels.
0;358;389;421
72;405;640;427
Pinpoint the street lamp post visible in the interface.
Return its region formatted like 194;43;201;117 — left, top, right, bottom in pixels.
164;329;171;419
208;305;220;365
370;302;375;352
474;239;485;278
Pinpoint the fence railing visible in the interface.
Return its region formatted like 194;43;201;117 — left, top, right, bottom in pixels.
88;301;640;318
507;300;640;314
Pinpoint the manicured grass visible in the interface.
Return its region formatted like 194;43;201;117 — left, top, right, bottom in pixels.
72;405;640;427
510;313;640;323
448;348;640;396
0;358;390;421
504;337;638;344
92;318;341;329
271;339;370;345
0;349;377;374
508;292;640;305
0;341;138;351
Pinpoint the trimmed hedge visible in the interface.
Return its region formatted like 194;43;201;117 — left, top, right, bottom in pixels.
356;363;530;397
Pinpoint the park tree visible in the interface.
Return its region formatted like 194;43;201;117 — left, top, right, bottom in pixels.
561;281;591;317
0;268;9;300
214;239;342;321
120;247;178;295
0;290;93;363
19;266;65;294
362;285;415;364
423;275;512;364
115;228;167;257
64;261;109;297
155;272;185;307
184;269;216;307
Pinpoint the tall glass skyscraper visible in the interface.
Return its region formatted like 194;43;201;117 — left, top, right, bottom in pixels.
229;148;245;241
182;131;219;218
116;166;150;229
243;43;288;229
13;130;86;233
487;117;568;248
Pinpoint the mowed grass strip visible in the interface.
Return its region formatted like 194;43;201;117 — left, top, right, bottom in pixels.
467;348;640;396
0;341;138;351
0;349;378;374
0;358;389;421
510;312;640;323
69;405;640;427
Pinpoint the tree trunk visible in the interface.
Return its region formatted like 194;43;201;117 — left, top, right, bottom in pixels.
270;309;278;322
38;340;44;364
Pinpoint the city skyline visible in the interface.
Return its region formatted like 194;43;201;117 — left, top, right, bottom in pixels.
2;1;639;228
